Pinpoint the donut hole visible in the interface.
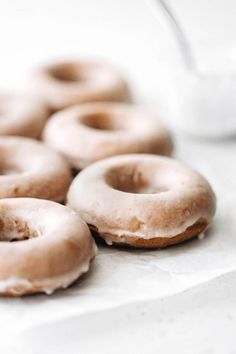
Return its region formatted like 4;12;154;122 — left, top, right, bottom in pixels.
0;218;38;242
81;112;122;131
106;165;169;194
49;64;84;82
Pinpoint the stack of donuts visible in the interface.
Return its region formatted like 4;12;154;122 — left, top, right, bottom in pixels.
0;59;216;296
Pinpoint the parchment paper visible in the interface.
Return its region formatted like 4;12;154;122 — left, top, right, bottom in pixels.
0;135;235;353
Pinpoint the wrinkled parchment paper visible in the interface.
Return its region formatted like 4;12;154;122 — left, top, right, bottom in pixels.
1;135;235;352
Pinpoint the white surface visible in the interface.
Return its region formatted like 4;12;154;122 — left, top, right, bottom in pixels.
2;136;236;354
15;271;236;354
0;1;236;353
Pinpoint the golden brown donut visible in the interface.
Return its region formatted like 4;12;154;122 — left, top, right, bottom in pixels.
0;198;97;296
0;93;48;138
67;154;216;248
43;103;173;170
0;136;72;201
32;60;129;110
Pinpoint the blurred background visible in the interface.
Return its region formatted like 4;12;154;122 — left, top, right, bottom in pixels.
1;0;236;137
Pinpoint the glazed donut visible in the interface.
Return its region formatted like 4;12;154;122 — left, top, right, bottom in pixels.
43;103;173;170
0;198;97;296
32;60;129;110
0;136;71;201
67;154;216;248
0;93;48;138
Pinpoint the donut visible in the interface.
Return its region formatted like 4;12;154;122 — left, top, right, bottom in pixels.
0;93;48;138
67;154;216;248
43;103;173;170
0;136;72;201
32;60;129;110
0;198;97;296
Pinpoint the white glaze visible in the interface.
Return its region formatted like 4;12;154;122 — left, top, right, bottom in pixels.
198;232;206;240
0;92;48;138
0;136;72;201
67;154;216;246
85;213;202;241
43;102;173;170
0;260;92;295
0;198;97;296
33;60;129;110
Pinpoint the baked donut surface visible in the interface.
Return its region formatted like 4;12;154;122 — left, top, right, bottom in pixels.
43;103;173;170
67;154;216;248
32;60;129;110
0;93;48;138
0;198;97;296
0;136;71;201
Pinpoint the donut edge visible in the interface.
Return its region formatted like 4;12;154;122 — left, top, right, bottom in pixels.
89;220;208;249
0;250;97;297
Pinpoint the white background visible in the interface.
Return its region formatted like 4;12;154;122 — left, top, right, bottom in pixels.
0;1;236;353
1;0;236;97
